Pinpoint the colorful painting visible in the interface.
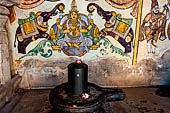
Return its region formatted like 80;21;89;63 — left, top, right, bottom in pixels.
14;3;65;54
17;0;45;9
87;3;134;53
49;0;100;57
99;38;131;57
105;0;137;9
139;0;168;54
9;0;137;63
130;0;139;18
5;0;170;87
19;40;53;59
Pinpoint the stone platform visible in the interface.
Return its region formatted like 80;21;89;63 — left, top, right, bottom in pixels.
1;87;170;113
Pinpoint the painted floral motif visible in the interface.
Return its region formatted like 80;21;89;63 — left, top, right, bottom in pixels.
99;38;131;57
19;40;53;59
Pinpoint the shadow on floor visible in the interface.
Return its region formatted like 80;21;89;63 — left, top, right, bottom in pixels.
155;85;170;97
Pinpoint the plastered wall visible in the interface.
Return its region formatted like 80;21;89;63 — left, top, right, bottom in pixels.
0;0;170;88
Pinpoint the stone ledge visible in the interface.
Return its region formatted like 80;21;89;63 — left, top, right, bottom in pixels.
0;75;22;109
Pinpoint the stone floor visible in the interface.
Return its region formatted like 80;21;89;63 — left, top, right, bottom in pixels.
0;87;170;113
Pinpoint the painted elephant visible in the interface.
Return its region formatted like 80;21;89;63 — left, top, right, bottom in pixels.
14;3;65;54
87;3;134;53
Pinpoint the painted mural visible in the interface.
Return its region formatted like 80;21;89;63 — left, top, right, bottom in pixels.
87;3;134;53
17;0;46;9
105;0;139;18
14;3;64;54
5;0;170;65
49;0;100;57
139;0;168;54
136;0;170;64
9;0;135;63
105;0;137;9
4;0;170;87
7;0;170;66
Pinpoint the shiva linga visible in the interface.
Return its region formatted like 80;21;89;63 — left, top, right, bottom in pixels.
49;60;125;113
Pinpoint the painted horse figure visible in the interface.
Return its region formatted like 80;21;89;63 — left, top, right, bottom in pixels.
87;3;134;53
14;3;65;54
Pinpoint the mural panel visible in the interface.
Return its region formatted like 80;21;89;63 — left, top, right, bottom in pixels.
8;0;135;63
137;0;170;61
14;3;64;54
49;0;100;57
139;0;168;54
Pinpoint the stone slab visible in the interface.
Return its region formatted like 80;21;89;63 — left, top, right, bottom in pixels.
0;75;22;109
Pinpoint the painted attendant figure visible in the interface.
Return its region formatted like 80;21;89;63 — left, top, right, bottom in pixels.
139;0;168;54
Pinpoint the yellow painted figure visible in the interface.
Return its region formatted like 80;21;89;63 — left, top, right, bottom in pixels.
50;0;100;57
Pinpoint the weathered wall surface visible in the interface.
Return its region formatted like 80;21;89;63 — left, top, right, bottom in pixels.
15;56;170;89
0;6;11;85
0;0;170;88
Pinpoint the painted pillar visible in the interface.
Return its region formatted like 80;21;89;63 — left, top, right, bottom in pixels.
133;0;143;66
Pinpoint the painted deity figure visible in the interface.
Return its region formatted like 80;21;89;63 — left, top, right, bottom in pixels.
49;0;100;57
139;0;167;53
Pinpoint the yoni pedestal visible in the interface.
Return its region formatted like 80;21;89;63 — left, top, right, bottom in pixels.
49;60;125;113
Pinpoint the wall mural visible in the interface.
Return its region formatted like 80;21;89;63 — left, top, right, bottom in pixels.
14;3;64;54
10;0;170;65
17;0;46;9
11;0;134;61
5;0;170;87
49;0;100;57
105;0;137;9
105;0;139;18
87;3;134;53
139;0;169;54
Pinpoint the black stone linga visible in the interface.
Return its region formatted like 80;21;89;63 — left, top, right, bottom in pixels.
68;60;88;95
